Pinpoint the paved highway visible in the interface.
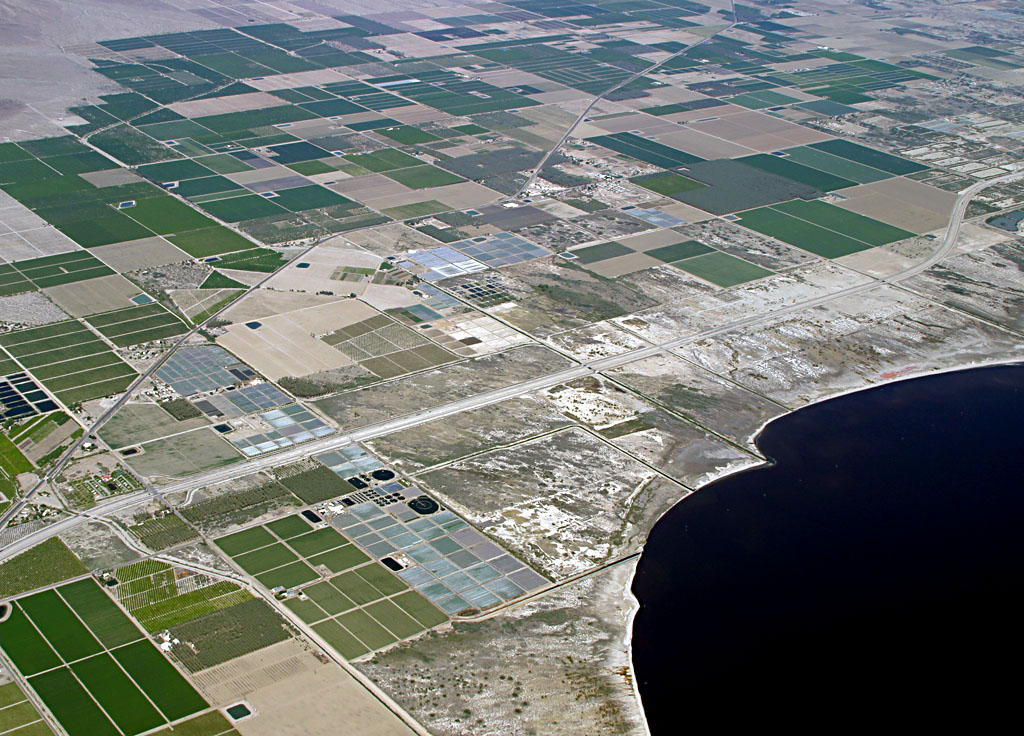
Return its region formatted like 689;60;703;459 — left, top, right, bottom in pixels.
2;169;1018;563
2;112;1018;563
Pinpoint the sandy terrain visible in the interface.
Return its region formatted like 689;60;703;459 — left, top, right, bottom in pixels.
193;639;415;736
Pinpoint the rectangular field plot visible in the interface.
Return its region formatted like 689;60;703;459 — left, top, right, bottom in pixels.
0;580;209;736
214;513;448;659
450;232;552;267
87;303;189;347
9;251;114;289
589;132;703;168
113;560;251;633
780;146;893;184
166;226;254;258
771;199;915;246
229;405;335;456
336;501;545;616
59;578;144;648
808;139;928;176
154;344;250;396
234;543;299;574
0;681;52;735
0;320;137;405
672;251;774;287
737;199;914;258
737;153;857;192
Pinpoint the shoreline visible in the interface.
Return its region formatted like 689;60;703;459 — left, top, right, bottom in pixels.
622;356;1024;732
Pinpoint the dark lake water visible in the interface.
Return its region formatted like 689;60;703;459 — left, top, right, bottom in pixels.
631;364;1024;730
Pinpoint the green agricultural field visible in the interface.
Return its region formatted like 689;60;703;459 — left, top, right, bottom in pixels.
336;609;396;650
728;89;800;109
1;579;208;736
364;599;422;639
234;543;299;574
287;160;337;175
0;605;63;676
138;159;214;183
312;619;368;659
30;352;122;381
284;597;329;624
87;303;189;347
1;433;32;477
808;139;927;175
571;241;633;264
589;132;703;168
673;251;775;287
58;579;143;648
299;98;366;117
56;375;137;406
122;580;250;633
11;251;114;289
309;544;370;573
304;581;356;616
194;153;254;174
0;264;32;296
265;514;312;539
200;194;288;222
192;106;317;135
57;213;155;248
270;185;352;211
0;538;87;598
781;146;892;183
377;126;441;145
771;199;914;246
277;464;355;504
382;165;464;190
0;682;51;734
255;560;318;589
167;598;291;673
631;171;707;197
18;590;103;662
216;525;276;555
645;240;713;263
287;528;347;557
28;668;119;736
392;590;448;628
342;148;422;172
121;196;216;234
738;154;857;191
111;640;208;721
167;225;254;257
71;654;166;735
737;206;873;258
330;569;383;606
354;563;407;597
382;200;448;219
213;247;289;272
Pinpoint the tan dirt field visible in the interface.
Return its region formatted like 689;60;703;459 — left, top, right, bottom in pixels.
90;237;191;271
43;273;142;316
168;92;287;118
835;177;958;233
653;126;757;159
245;69;352;91
192;639;415;736
223;291;343;323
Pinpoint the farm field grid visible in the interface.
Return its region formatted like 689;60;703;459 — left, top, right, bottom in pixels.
1;0;1024;734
